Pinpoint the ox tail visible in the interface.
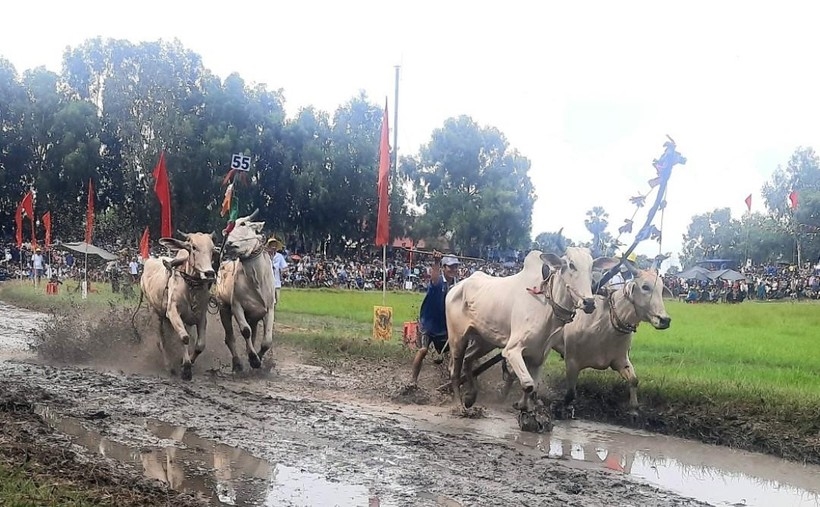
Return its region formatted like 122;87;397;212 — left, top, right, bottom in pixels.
130;289;145;343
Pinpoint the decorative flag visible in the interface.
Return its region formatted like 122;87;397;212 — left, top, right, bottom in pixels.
85;179;95;244
788;190;798;210
744;194;752;213
15;191;33;248
139;226;150;260
375;100;390;247
43;211;52;248
220;176;240;234
153;150;172;238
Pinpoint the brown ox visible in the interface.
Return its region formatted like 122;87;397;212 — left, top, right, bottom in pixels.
213;211;276;371
138;231;217;380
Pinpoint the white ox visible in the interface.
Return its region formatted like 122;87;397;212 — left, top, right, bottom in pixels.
213;211;276;371
138;231;218;380
553;265;672;412
446;247;618;412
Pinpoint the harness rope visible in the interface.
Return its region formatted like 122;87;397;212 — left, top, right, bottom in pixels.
608;285;638;334
526;273;578;324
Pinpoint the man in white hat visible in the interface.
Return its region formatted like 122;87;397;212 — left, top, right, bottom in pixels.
267;237;288;306
409;251;460;385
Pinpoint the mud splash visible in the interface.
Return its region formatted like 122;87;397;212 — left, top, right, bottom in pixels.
35;406;396;507
0;301;40;360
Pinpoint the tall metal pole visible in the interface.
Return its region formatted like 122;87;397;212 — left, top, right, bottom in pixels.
382;65;400;305
393;65;400;174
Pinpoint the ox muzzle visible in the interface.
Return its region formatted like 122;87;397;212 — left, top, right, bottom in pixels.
580;297;595;314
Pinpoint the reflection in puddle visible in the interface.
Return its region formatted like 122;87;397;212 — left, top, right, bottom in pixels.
506;420;820;507
35;406;398;506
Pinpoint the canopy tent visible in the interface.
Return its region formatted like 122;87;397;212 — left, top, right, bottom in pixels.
677;266;711;281
60;242;119;261
707;268;748;282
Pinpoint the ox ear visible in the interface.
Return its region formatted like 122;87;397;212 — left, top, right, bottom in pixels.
159;237;189;252
249;221;265;233
592;256;620;272
540;253;564;271
662;286;674;299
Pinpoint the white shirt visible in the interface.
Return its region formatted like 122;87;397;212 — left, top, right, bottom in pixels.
129;261;139;275
272;252;288;288
608;272;625;290
32;254;44;270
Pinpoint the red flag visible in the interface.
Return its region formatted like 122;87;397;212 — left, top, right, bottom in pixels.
744;194;752;212
15;191;34;248
375;100;390;247
85;179;94;244
789;190;798;210
139;226;150;260
43;212;52;248
153;150;172;238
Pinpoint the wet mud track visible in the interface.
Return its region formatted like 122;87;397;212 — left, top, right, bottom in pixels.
0;360;707;507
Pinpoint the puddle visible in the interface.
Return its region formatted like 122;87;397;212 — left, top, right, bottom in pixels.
373;405;820;507
0;301;42;360
504;419;820;507
35;406;404;506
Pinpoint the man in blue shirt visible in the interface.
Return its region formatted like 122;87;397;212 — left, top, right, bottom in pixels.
409;252;460;385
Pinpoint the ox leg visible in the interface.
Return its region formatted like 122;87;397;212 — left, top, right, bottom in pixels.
220;307;242;373
190;316;207;366
157;317;175;376
615;359;640;413
503;346;535;412
232;302;261;368
258;309;275;365
501;359;518;400
563;359;580;418
462;341;494;408
448;336;468;409
166;308;194;381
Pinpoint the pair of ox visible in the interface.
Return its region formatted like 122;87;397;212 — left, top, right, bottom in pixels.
445;247;671;414
138;211;276;380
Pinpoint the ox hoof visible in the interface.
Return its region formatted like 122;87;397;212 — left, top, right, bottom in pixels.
231;357;243;373
248;353;262;369
518;409;553;433
181;363;193;381
463;390;477;409
241;327;252;340
181;335;190;346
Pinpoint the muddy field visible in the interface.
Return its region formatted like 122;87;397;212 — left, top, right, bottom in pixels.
1;299;818;506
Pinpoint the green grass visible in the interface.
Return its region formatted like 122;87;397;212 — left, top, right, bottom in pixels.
0;462;100;507
542;300;820;414
4;280;820;409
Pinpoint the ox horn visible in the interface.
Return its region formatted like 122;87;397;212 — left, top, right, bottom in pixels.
247;208;260;221
176;229;190;241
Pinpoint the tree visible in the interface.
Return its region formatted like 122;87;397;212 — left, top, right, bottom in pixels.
680;208;742;267
402;116;535;256
584;206;621;257
533;229;573;254
760;147;820;264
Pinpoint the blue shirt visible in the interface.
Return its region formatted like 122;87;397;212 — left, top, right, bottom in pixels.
419;276;456;337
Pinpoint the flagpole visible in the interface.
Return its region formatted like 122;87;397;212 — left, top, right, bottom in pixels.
382;245;387;305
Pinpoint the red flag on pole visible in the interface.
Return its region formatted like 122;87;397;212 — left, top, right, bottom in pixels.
744;194;752;212
375;100;390;247
85;179;94;244
153;150;172;238
788;190;798;210
43;212;52;248
15;191;34;248
139;226;150;260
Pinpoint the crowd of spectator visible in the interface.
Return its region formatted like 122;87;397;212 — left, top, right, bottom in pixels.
3;239;819;307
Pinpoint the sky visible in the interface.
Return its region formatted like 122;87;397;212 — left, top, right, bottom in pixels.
4;1;820;268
